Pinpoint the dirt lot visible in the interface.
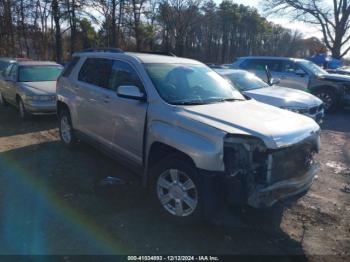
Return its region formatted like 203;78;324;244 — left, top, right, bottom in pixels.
0;105;349;260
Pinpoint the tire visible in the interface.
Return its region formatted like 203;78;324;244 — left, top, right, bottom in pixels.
313;88;338;112
150;155;204;222
0;92;9;106
59;109;78;148
18;98;30;120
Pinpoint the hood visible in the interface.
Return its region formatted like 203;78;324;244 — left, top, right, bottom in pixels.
177;100;320;149
319;73;350;82
244;86;322;108
19;81;56;95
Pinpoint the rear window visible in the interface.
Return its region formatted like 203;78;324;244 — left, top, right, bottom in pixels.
78;58;112;88
61;57;80;77
18;66;63;82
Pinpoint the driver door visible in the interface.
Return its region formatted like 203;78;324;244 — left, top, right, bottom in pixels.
280;61;309;90
106;60;148;165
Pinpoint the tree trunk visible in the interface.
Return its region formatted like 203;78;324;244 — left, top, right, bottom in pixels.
52;0;62;63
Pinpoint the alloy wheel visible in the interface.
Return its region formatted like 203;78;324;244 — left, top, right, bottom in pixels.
316;92;333;110
157;169;198;217
60;115;72;144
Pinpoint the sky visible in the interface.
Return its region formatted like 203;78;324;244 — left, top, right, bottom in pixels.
215;0;323;39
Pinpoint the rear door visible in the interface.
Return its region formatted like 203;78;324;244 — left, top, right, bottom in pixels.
76;57;114;145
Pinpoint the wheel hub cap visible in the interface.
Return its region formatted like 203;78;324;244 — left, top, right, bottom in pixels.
61;116;71;143
157;169;198;217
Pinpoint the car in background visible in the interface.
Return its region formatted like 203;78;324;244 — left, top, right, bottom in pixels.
216;69;324;123
232;56;350;111
0;61;63;119
326;67;350;76
56;48;321;221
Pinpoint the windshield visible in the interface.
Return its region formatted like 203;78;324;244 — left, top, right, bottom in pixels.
224;71;269;91
144;63;245;105
298;60;328;76
19;65;63;82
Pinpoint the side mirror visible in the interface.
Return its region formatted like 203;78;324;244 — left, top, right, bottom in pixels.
295;69;306;77
116;85;146;101
270;78;280;85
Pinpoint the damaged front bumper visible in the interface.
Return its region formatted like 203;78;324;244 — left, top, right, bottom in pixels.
247;162;320;208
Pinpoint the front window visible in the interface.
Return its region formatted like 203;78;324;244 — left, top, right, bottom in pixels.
298;60;328;76
225;72;269;91
144;63;245;105
18;66;63;82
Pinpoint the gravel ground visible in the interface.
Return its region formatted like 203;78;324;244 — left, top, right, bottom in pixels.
0;105;349;260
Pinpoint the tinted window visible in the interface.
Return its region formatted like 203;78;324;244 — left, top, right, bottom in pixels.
78;58;113;88
18;66;62;82
62;56;80;77
240;59;282;72
109;61;143;91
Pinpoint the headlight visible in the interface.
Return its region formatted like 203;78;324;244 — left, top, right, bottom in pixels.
25;95;56;101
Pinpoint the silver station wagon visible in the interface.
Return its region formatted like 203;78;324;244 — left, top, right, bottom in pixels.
0;61;63;119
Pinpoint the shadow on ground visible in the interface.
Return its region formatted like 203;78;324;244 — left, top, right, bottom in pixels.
0;140;306;257
321;107;350;133
0;106;57;137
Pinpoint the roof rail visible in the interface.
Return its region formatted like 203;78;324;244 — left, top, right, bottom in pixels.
79;48;124;53
138;51;176;57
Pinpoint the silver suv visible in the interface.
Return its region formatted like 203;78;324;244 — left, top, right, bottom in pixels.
233;56;350;111
56;49;321;221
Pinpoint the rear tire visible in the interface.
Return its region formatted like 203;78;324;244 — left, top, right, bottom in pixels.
312;88;338;112
59;109;78;148
150;155;204;223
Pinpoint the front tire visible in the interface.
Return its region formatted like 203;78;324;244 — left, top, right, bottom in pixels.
313;88;338;112
18;98;30;120
59;109;78;148
0;92;9;106
150;155;203;222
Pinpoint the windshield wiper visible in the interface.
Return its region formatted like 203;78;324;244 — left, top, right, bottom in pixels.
209;98;245;103
172;100;206;105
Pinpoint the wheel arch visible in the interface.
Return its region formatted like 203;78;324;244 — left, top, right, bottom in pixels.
145;142;196;186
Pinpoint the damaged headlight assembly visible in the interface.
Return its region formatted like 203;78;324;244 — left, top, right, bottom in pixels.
224;135;267;179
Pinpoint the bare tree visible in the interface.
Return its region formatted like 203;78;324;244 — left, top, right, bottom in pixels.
263;0;350;58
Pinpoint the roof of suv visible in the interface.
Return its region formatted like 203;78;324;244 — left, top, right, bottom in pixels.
75;51;202;65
